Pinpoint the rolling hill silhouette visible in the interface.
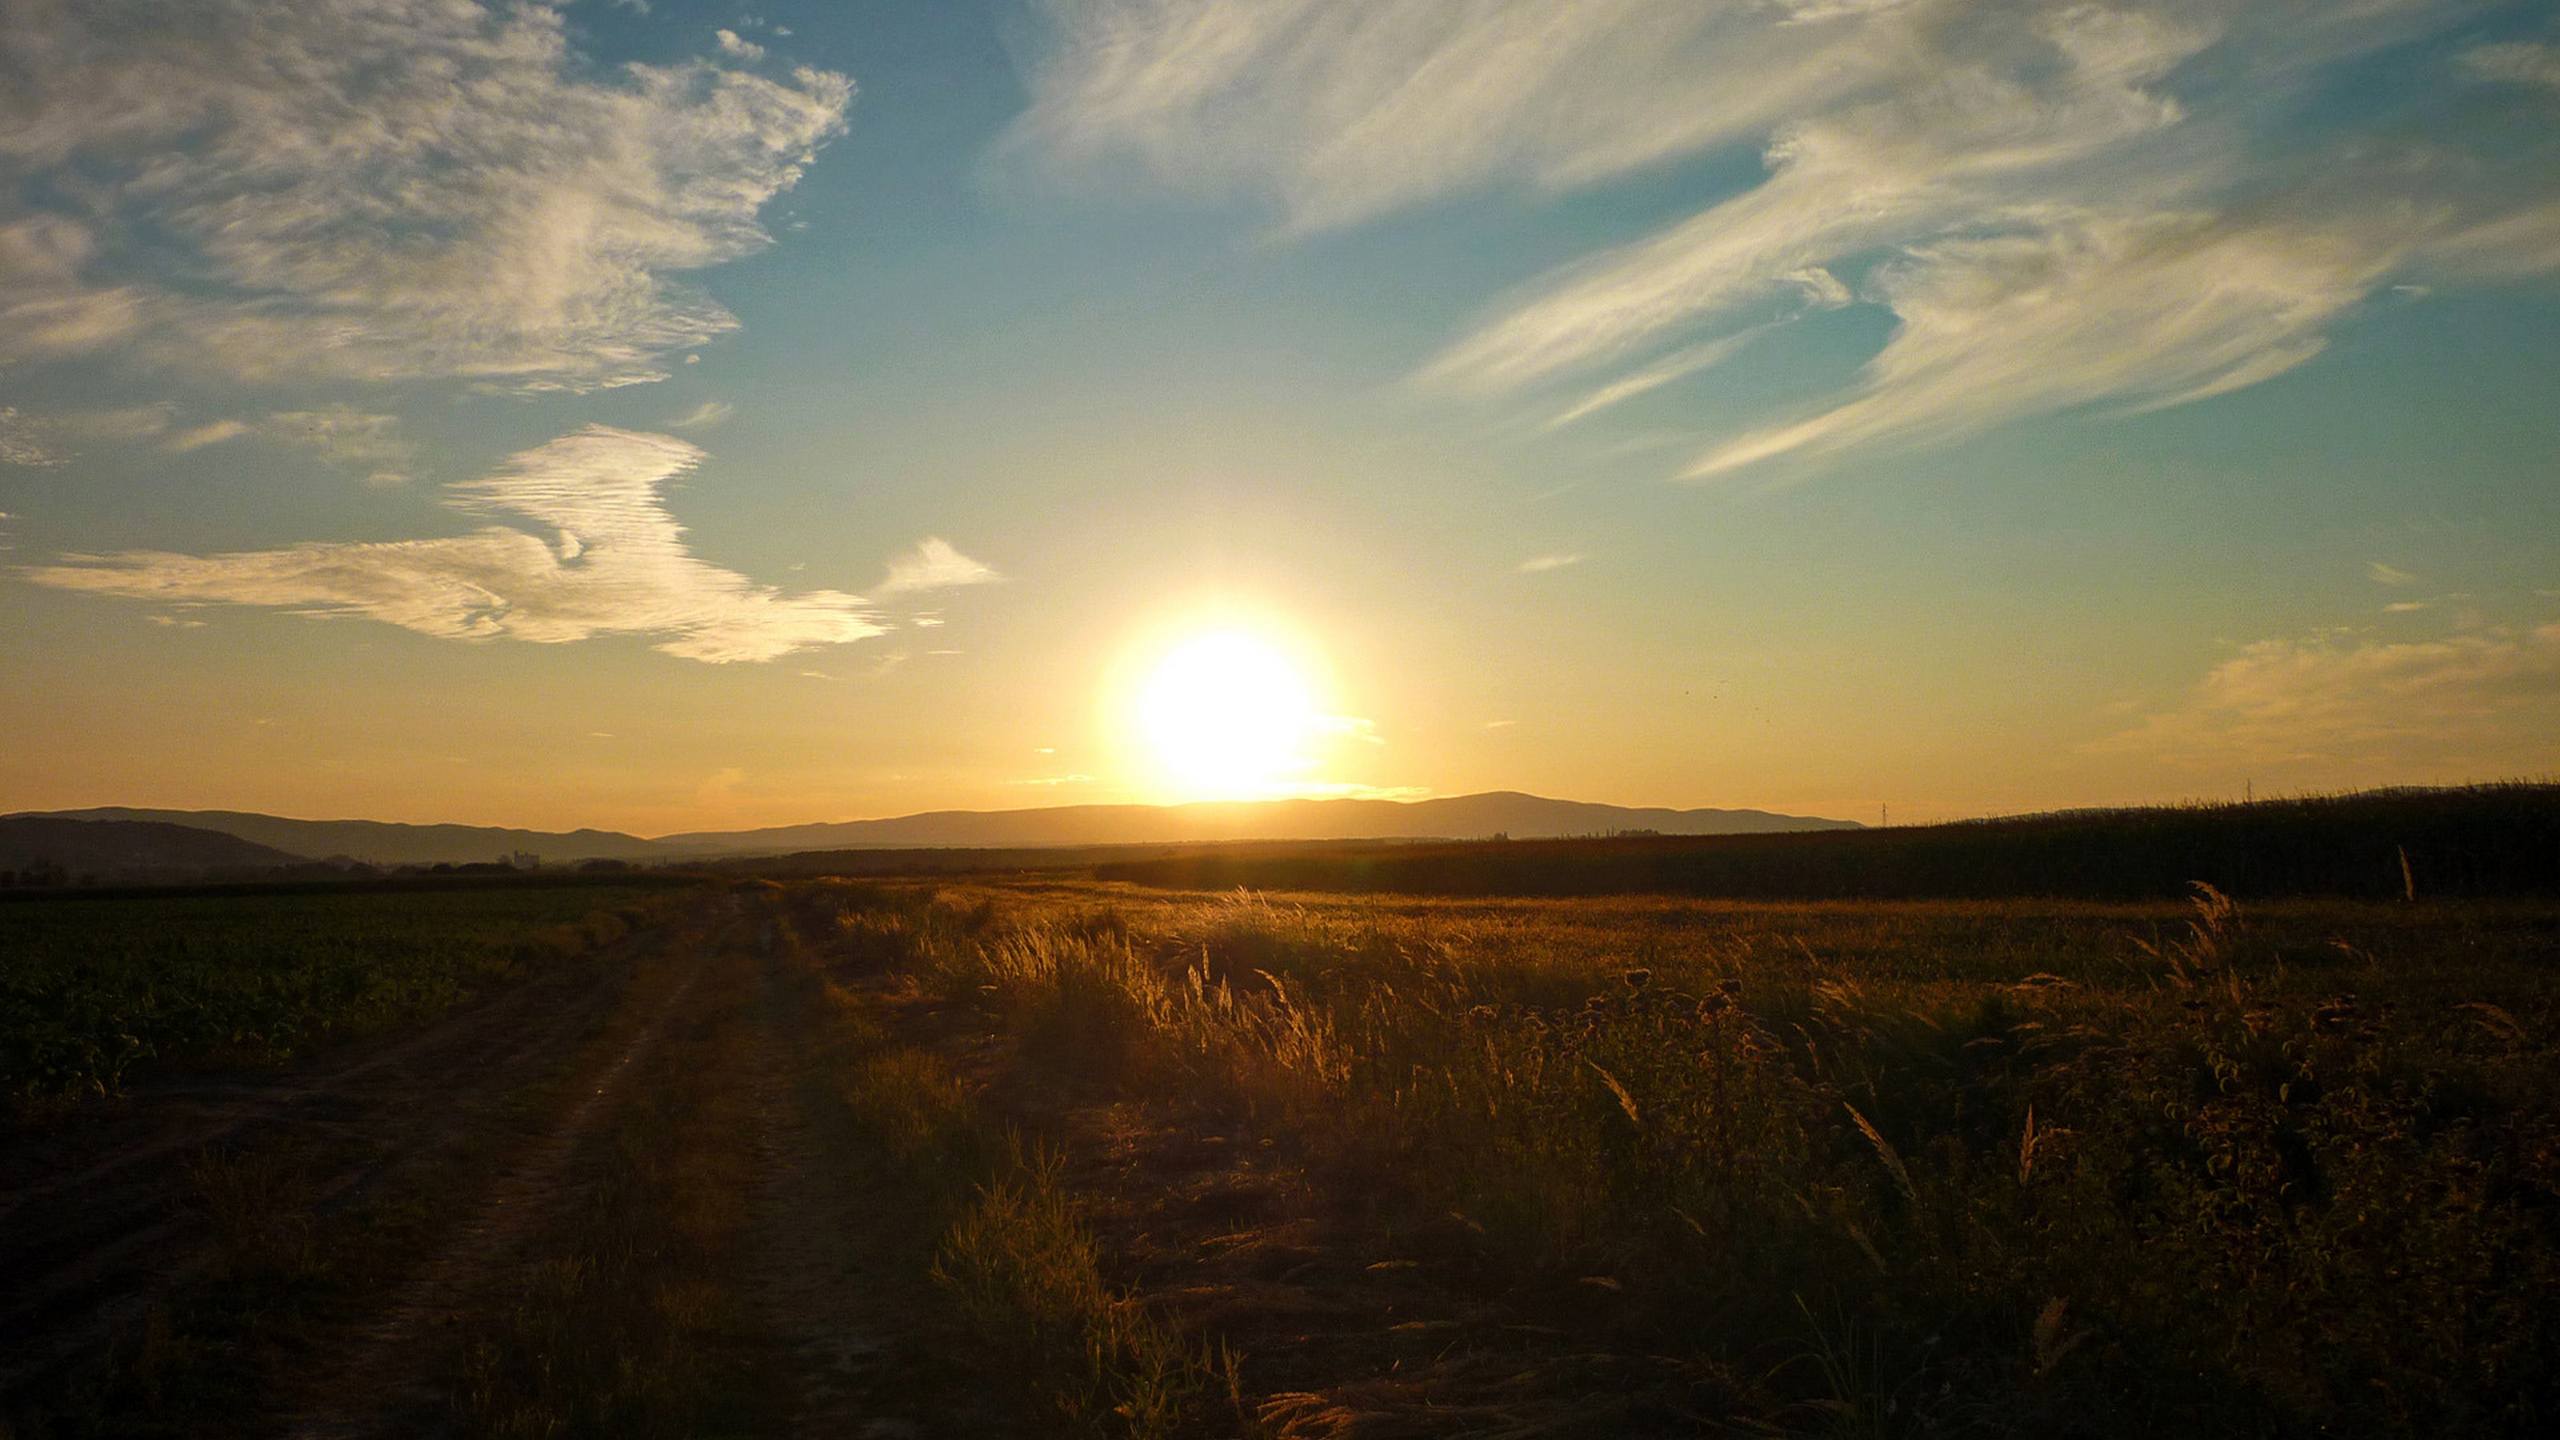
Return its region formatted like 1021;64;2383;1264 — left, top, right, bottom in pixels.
16;808;665;868
0;817;305;878
654;791;1859;853
15;792;1857;866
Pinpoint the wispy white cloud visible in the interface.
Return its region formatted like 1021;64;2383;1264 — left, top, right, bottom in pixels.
260;407;414;487
20;426;889;663
2465;41;2560;91
1;403;182;464
2369;560;2420;587
995;0;1904;233
1544;325;1775;431
57;406;177;443
669;401;737;431
1680;215;2399;477
2096;619;2560;774
1317;713;1383;746
873;537;1001;597
1;407;65;467
716;29;766;62
0;403;415;477
0;2;850;392
167;420;253;453
1516;552;1584;574
1004;2;2560;476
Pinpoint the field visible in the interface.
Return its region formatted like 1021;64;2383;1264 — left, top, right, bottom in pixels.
6;871;2559;1437
1096;784;2560;901
785;881;2560;1437
0;879;679;1100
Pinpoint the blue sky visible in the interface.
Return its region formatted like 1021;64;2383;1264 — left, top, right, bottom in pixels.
3;0;2556;830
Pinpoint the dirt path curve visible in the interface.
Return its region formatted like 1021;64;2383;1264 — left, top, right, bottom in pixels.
277;902;732;1440
739;911;934;1440
0;915;684;1408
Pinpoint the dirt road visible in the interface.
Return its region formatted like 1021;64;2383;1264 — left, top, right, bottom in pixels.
0;909;682;1404
1;890;967;1439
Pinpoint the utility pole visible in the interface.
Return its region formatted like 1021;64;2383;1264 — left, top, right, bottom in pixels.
1880;802;1888;828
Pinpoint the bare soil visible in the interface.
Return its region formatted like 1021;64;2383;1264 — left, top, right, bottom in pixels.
2;891;1008;1439
0;916;676;1412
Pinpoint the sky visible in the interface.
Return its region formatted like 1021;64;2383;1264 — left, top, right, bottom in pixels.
3;0;2557;833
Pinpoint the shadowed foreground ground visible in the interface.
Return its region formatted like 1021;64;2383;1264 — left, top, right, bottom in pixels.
7;880;2557;1437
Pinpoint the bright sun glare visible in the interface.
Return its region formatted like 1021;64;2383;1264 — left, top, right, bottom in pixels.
1135;629;1320;801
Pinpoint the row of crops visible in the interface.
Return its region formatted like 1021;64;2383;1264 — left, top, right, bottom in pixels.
0;882;682;1099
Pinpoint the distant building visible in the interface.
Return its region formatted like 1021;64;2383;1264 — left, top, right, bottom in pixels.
507;850;541;870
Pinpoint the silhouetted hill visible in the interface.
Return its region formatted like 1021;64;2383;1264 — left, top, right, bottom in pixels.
1094;784;2560;901
13;809;666;867
657;791;1858;853
0;817;304;880
11;793;1856;865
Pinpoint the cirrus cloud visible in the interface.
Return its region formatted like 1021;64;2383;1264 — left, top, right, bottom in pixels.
668;401;737;431
0;1;851;393
2465;41;2560;91
2095;618;2560;777
19;426;899;664
873;536;1002;597
1002;1;2560;478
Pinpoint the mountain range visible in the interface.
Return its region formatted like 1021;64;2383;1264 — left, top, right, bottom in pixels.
11;793;1859;867
0;817;305;878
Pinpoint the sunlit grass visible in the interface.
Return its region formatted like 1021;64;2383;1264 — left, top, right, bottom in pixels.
802;878;2560;1435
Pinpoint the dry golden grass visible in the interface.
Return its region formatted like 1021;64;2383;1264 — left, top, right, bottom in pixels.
793;878;2560;1437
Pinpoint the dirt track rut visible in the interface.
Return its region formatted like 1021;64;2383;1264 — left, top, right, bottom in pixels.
741;920;927;1439
280;917;719;1439
0;913;687;1412
3;892;954;1438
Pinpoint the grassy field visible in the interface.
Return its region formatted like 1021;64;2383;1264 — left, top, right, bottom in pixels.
0;880;679;1100
8;875;2556;1436
1095;785;2560;901
781;880;2560;1436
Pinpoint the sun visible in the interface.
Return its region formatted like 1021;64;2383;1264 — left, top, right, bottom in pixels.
1133;628;1321;801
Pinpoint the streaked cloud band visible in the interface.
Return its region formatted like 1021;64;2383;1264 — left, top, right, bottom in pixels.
21;427;994;664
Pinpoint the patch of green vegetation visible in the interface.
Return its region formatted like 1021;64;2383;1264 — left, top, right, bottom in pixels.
0;884;676;1098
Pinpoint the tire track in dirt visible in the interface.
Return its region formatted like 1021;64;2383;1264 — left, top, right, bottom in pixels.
0;922;677;1406
740;919;924;1439
279;907;730;1440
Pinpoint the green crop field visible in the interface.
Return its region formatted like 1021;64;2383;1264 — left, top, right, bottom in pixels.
0;881;678;1099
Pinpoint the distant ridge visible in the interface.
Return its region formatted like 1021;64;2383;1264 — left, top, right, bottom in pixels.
655;791;1860;853
0;817;305;878
13;808;667;867
11;792;1858;864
